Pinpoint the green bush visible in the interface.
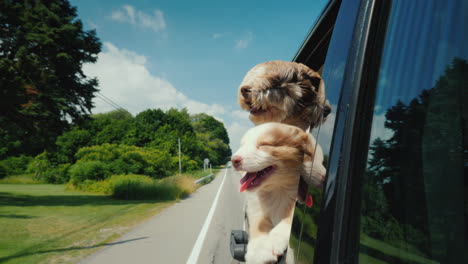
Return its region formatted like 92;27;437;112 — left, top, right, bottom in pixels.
56;129;92;163
0;155;33;176
36;168;58;184
74;144;176;179
75;143;121;163
27;152;53;179
69;161;109;184
181;157;199;172
41;163;72;184
113;149;148;175
0;174;42;184
0;163;7;179
26;152;71;183
56;163;72;183
170;156;200;174
161;174;196;198
110;174;179;200
69;179;113;194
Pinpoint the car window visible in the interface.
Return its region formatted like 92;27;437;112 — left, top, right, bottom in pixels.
289;0;364;262
358;0;468;263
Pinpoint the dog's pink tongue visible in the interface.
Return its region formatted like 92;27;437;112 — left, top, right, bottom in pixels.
239;173;256;192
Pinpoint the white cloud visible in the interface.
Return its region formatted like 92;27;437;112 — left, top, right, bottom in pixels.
110;5;166;32
231;110;250;120
212;33;222;39
315;111;335;156
235;31;253;50
227;121;254;152
138;10;166;32
311;105;394;157
83;42;224;117
87;20;99;30
84;42;267;157
369;112;393;141
224;109;251;151
111;5;135;24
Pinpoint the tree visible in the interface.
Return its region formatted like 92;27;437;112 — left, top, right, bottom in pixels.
191;113;232;165
124;109;167;147
55;128;91;163
0;0;101;157
191;113;230;145
90;110;133;145
363;58;468;258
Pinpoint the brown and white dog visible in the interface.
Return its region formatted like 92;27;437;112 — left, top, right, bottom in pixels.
231;123;326;264
238;61;330;131
238;60;330;197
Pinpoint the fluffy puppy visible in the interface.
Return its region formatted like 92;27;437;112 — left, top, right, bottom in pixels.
231;123;326;264
238;61;331;131
238;60;330;193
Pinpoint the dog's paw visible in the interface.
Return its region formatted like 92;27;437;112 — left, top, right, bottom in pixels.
269;227;290;257
245;236;277;264
301;160;326;187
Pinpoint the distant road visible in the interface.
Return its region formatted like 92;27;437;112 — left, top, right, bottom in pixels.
81;168;246;264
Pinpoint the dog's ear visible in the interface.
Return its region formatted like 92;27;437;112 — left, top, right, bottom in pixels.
297;64;326;110
298;64;324;93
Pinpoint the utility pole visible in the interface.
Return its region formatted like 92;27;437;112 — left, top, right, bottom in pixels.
178;138;182;175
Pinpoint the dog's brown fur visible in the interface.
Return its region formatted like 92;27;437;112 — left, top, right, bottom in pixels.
232;123;323;263
238;61;331;131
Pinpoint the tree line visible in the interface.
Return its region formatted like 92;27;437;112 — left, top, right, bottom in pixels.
1;108;231;183
361;58;467;261
0;0;231;184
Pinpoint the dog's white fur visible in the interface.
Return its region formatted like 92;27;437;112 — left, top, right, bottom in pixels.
232;123;326;264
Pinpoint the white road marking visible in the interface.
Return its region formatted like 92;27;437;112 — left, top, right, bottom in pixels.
186;168;228;264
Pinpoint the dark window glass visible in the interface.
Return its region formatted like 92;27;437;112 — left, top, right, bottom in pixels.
289;0;362;262
359;0;468;263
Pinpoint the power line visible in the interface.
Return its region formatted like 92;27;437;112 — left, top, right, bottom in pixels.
95;92;123;110
95;92;128;113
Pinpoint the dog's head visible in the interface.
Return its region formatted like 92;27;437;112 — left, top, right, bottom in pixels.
238;61;331;130
231;123;323;193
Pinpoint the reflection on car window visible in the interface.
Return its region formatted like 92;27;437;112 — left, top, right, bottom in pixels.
289;0;361;262
359;0;468;263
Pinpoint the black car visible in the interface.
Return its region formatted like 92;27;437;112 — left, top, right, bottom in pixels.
289;0;468;263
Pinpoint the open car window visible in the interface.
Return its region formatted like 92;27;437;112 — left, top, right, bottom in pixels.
291;0;468;263
289;0;351;262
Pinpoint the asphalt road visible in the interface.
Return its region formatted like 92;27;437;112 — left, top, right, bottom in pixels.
81;168;246;264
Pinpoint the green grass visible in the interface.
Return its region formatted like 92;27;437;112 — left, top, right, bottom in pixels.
0;184;173;264
289;232;315;264
0;174;43;184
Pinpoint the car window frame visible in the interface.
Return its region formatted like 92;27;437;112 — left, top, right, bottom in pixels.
289;0;342;262
293;0;393;263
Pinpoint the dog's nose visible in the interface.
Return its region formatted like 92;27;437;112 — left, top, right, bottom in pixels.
231;155;243;169
241;87;251;99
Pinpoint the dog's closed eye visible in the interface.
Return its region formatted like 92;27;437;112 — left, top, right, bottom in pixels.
323;104;331;117
240;86;251;97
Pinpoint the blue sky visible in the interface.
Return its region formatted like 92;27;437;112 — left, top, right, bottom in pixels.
71;0;328;150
